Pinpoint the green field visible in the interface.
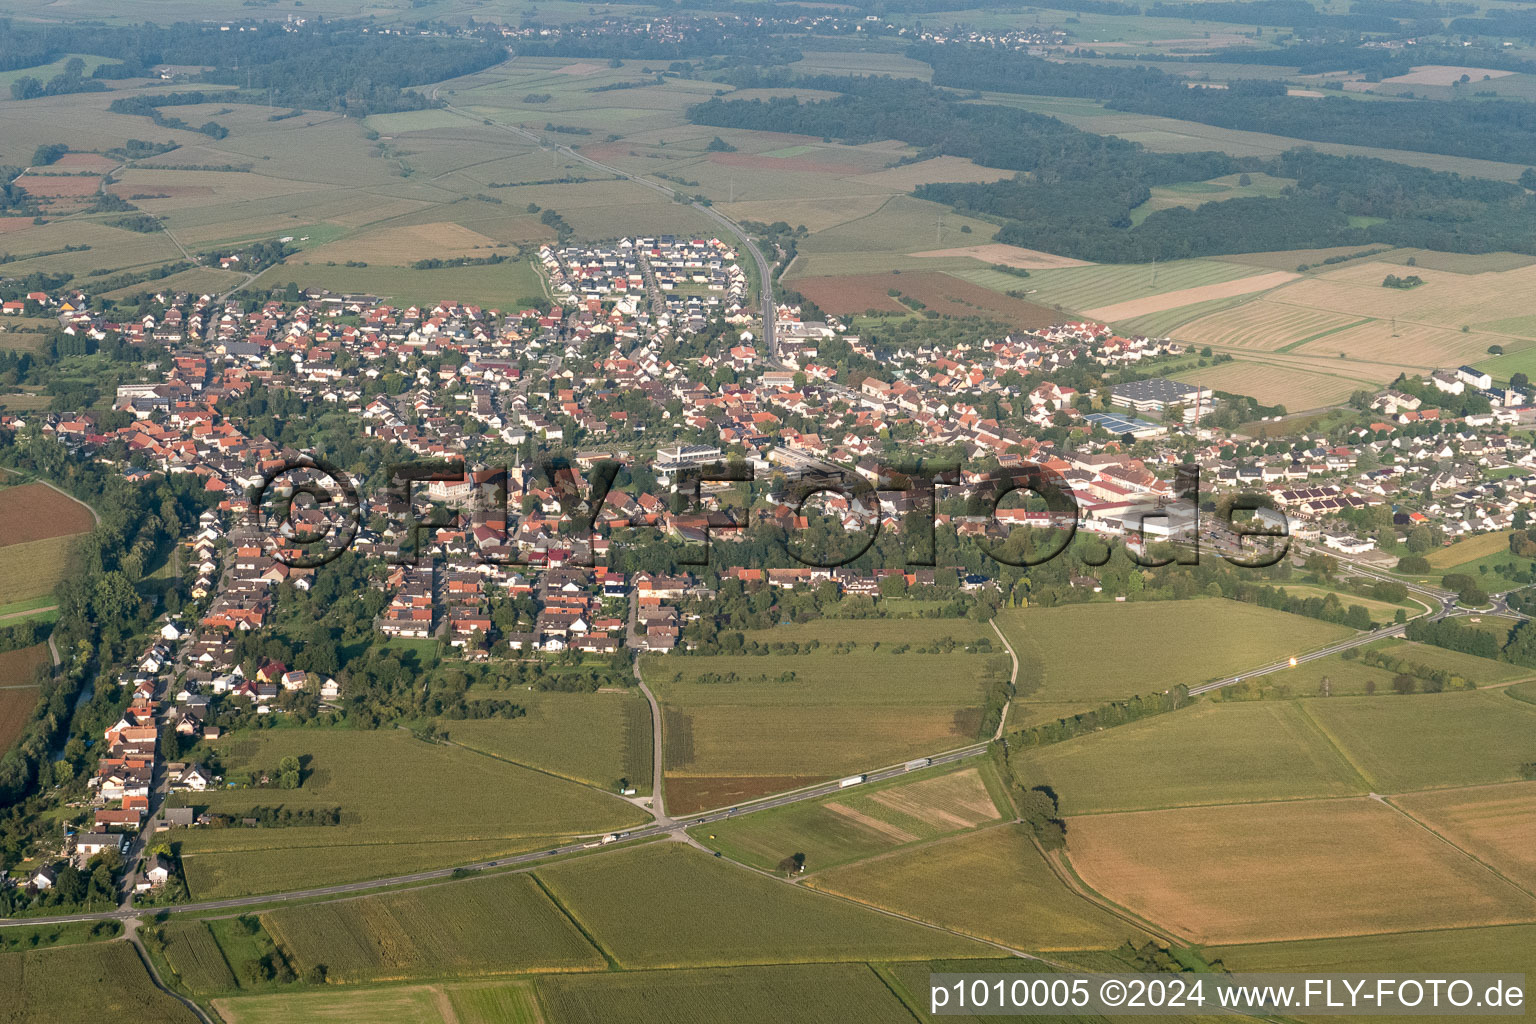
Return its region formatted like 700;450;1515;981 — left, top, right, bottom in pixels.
175;728;646;898
1016;701;1369;814
689;764;1006;872
0;535;77;606
277;259;546;311
538;963;918;1024
157;920;239;994
1251;637;1528;697
996;599;1354;704
0;941;199;1024
649;618;1006;801
1212;922;1536;978
1010;259;1262;312
810;823;1136;951
535;842;989;968
1303;690;1536;792
261;873;604;983
443;689;652;793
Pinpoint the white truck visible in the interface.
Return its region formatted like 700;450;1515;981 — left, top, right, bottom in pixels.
904;758;932;771
837;774;867;789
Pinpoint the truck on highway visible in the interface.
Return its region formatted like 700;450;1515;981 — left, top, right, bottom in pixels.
904;758;931;771
600;833;620;845
838;774;867;789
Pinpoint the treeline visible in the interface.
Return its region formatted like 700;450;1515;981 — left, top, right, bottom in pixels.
918;44;1536;167
9;57;105;101
692;73;1536;260
0;619;53;655
108;93;229;140
1001;686;1192;751
410;253;507;270
1404;616;1502;660
0;21;505;118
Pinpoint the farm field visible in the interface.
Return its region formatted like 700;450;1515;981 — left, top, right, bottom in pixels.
1211;922;1536;978
1273;583;1423;622
538;963;917;1024
1256;636;1527;697
260;873;605;982
1426;530;1515;569
0;644;49;752
442;688;652;793
1015;701;1368;814
1172;358;1369;409
809;823;1136;951
276;260;547;312
156;920;239;995
989;258;1262;314
1301;691;1536;792
995;599;1353;704
535;841;989;968
1065;798;1536;944
0;941;200;1024
791;270;1058;329
1394;782;1536;891
1080;270;1298;322
648;619;1004;810
689;765;1005;872
1128;172;1295;226
174;728;647;898
0;483;92;605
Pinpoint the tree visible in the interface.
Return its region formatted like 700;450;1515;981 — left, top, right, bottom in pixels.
1391;673;1416;694
1405;525;1434;553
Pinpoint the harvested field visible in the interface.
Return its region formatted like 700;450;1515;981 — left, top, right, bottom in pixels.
795;271;1057;328
825;802;918;843
1172;359;1369;408
718;195;890;233
552;62;605;75
51;152;118;173
0;644;48;752
666;775;821;815
908;243;1090;270
13;174;101;198
1396;782;1536;891
847;156;1013;190
707;151;868;177
810;824;1134;951
0;483;95;544
1066;798;1536;944
1169;298;1364;352
1082;271;1298;322
1426;530;1513;569
867;768;1000;830
1381;65;1515;86
300;221;508;265
0;218;36;234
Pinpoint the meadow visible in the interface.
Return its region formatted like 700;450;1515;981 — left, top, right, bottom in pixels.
1301;691;1536;792
174;728;646;898
809;823;1136;952
442;688;652;793
995;599;1354;704
690;764;1005;872
535;842;989;968
1256;636;1527;696
1066;797;1536;944
1172;358;1370;409
260;873;605;982
1425;530;1516;569
1015;701;1369;814
0;941;200;1024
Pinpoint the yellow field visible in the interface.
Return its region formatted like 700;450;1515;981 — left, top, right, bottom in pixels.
1066;798;1536;944
1170;299;1363;352
1083;271;1297;322
300;221;516;264
1427;530;1515;569
907;242;1090;269
1175;359;1370;408
1395;782;1536;891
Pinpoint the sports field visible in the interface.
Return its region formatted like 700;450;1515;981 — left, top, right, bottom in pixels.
1211;922;1536;978
995;599;1353;704
1015;701;1369;814
261;873;605;982
809;823;1135;951
1301;691;1536;792
1066;798;1536;944
175;728;646;898
690;765;1005;872
535;842;989;968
